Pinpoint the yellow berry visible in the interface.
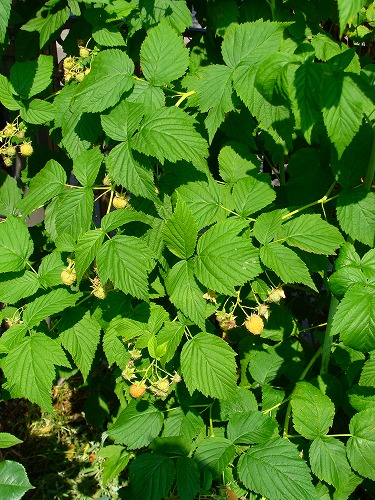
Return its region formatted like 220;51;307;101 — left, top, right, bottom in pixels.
61;268;76;285
130;382;146;398
93;285;107;300
113;194;129;209
63;57;75;70
3;157;13;167
75;72;85;83
79;47;90;59
267;287;286;303
20;142;33;157
244;314;264;335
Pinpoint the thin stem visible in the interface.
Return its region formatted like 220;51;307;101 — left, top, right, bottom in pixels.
320;295;339;375
283;347;322;437
209;404;215;437
325;434;352;438
175;90;195;107
26;261;38;275
107;189;114;214
282;194;339;220
363;128;375;191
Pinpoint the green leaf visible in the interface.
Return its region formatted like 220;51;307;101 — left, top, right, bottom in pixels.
331;286;375;352
177;180;230;230
129;453;175;500
0;75;21;111
218;144;260;184
333;472;363;500
348;386;375;411
55;188;94;243
23;288;81;328
231;175;276;216
10;55;53;99
61;110;101;160
20;99;55;124
21;4;70;48
73;147;103;187
60;309;101;381
0;173;22;217
0;433;22;449
291;382;335;439
140;21;189;86
73;49;134;113
127;79;165;110
19;160;66;217
217;387;258;420
238;437;317;500
0;460;33;499
0;217;33;273
361;248;375;279
107;400;163;449
176;456;200;500
227;411;278;445
75;230;105;283
101;100;143;142
163;197;198;259
292;61;323;143
101;208;154;233
255;52;294;103
106;141;157;200
338;0;368;35
0;271;39;304
96;235;155;300
194;437;235;478
195;218;261;295
329;267;366;296
132;106;208;167
283;214;344;254
359;354;375;387
222;20;285;69
322;73;365;158
253;210;284;245
180;332;237;400
92;24;125;47
0;324;28;354
0;0;11;45
260;243;317;290
156;322;185;364
165;260;208;329
38;251;65;288
2;332;70;411
347;409;375;480
103;317;130;368
97;445;130;488
248;348;284;384
195;65;235;142
309;437;352;488
163;408;205;441
337;189;375;247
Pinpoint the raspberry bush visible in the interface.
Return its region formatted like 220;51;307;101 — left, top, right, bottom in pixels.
0;0;374;499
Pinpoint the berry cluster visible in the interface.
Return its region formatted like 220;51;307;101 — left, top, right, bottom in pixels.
0;120;32;167
63;46;93;84
122;356;181;400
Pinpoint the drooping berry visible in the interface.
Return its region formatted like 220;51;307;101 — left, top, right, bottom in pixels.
267;287;286;303
61;267;77;286
113;194;129;209
244;314;264;335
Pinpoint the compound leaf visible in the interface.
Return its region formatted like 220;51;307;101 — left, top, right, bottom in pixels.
0;217;33;273
162;197;198;259
347;409;375;480
309;437;352;488
194;437;235;478
129;453;175;500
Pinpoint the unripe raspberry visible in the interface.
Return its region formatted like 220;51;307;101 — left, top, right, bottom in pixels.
79;47;90;59
3;157;13;167
113;194;129;209
20;142;33;157
129;382;146;398
244;314;264;335
93;285;107;300
75;72;85;83
267;287;286;303
61;267;76;285
3;123;17;137
5;146;16;157
156;378;170;394
102;174;111;186
15;130;25;139
63;57;75;70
